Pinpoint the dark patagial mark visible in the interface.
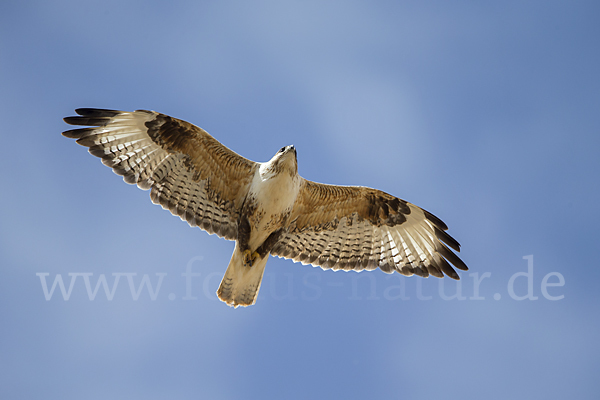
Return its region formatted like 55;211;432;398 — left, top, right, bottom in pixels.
145;114;196;154
365;194;410;227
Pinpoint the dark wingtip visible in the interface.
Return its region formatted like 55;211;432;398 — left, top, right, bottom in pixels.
75;108;121;117
436;242;468;271
64;109;124;136
424;209;448;231
63;116;83;125
438;257;460;280
434;226;461;252
62;128;84;138
63;109;122;130
63;108;123;126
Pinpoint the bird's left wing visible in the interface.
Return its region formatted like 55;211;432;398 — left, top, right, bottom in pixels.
63;108;257;240
271;179;467;279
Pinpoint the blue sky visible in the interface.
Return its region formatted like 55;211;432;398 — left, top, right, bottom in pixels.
1;1;599;399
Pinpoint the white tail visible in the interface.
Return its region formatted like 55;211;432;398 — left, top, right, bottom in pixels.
217;243;268;307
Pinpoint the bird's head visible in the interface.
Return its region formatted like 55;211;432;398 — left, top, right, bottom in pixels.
261;145;298;178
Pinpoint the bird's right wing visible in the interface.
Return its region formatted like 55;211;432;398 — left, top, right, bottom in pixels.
63;108;257;240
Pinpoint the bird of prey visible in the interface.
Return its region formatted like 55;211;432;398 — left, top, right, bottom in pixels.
63;108;467;307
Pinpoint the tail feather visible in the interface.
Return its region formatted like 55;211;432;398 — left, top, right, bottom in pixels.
217;244;268;307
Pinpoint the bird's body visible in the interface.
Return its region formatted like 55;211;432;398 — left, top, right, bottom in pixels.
63;108;467;307
217;147;301;305
247;150;301;249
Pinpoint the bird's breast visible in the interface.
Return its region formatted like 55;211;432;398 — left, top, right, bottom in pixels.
246;171;300;246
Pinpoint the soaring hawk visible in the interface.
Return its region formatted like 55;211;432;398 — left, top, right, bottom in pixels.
63;108;467;307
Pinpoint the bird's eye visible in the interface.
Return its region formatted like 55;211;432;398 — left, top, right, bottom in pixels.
279;146;286;153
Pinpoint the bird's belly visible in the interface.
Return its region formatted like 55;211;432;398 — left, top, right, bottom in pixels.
247;184;297;249
245;169;300;249
247;205;291;250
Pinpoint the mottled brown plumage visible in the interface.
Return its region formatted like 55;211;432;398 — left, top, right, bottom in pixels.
63;108;467;307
